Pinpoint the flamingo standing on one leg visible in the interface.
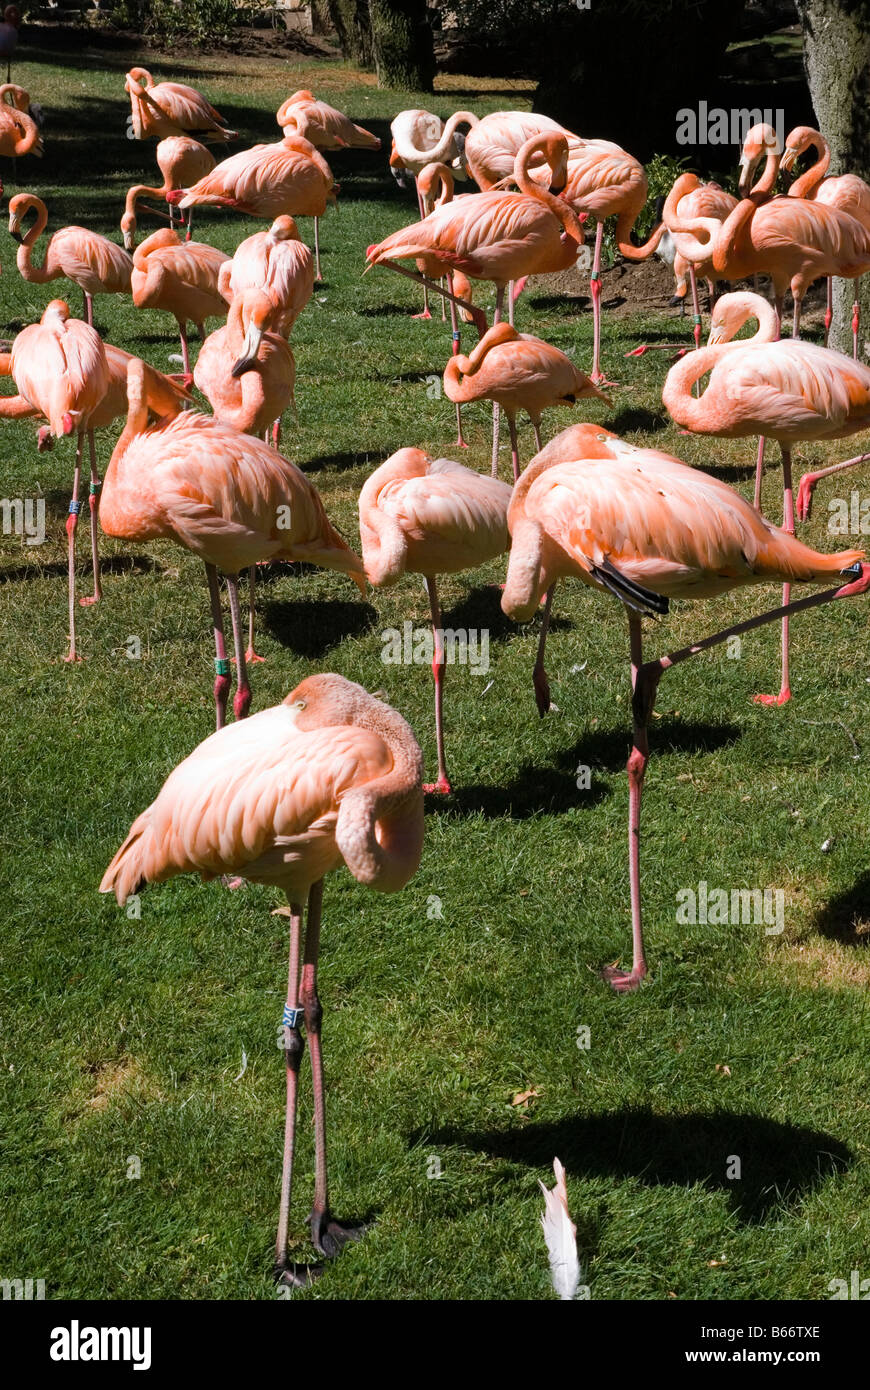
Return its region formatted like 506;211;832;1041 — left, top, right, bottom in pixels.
125;67;237;142
100;673;424;1285
9;193;132;328
358;447;511;793
443;321;609;480
501;422;868;991
217;215;314;337
130;227;228;382
99;359;365;728
121;135;216;248
3;301;109;660
276;90;380;151
779;125;870;356
174;136;336;282
663;290;870;705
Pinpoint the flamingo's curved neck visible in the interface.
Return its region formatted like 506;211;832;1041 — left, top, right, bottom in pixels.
790;136;830;200
661;345;722;428
16;197;49;281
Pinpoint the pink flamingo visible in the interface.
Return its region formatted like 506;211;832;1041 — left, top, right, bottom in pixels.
125;67;236;143
0;329;191;641
100;672;424;1285
780;125;870;353
174;136;335;281
276;90;380;151
99;359;365;728
121;135;215;248
10;192;132;327
0;82;41;158
663;169;870;340
217;215;314;337
359;447;511;793
2;300;108;659
409;160;475;337
663;289;870;704
194;288;296;663
130;227;228;381
443;321;609;478
502;422;869;991
366;133;585;329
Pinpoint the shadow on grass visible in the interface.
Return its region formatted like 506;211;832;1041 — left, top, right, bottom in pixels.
262;596;377;657
608;408;668;435
0;553;159;584
418;1107;851;1223
441;584;570;644
429;719;740;819
813;873;870;947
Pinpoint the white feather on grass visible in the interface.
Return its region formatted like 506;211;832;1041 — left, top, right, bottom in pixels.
539;1157;581;1301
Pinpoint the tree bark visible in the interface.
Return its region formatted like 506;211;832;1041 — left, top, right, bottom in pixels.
369;0;435;91
797;0;870;354
326;0;375;68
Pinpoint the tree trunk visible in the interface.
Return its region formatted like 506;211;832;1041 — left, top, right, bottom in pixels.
326;0;375;68
369;0;435;91
311;0;334;37
798;0;870;355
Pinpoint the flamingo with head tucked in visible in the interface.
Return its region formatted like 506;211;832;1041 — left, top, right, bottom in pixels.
218;215;314;337
501;422;869;991
3;301;109;659
100;672;424;1287
359;446;512;794
130;226;228;381
276;90;379;151
125;67;236;142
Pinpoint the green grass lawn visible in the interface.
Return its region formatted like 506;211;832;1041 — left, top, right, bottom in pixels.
1;37;869;1302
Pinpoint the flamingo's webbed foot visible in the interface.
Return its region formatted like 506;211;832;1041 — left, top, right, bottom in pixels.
308;1210;370;1261
600;962;647;993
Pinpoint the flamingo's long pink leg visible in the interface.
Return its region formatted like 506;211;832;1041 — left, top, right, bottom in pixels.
754;447;795;707
274;900;306;1282
796;450;870;521
824;276;833;348
532;420;543;455
63;435;84;663
205;562;231;730
226;573;252;720
489;287;506;474
314;217;322;283
447;274;467;447
242;564;266;664
302;878;367;1258
792;295;802;340
601;613;651;993
852;279;860;360
533;586;554;717
80;430;102;607
423;574;451;794
604;563;870;992
589;220;607;385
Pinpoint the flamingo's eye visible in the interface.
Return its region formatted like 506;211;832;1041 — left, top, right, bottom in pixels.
295;699;306;710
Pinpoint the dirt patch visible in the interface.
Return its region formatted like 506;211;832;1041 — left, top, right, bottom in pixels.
775;939;870;990
79;1056;156;1112
527;255;829;331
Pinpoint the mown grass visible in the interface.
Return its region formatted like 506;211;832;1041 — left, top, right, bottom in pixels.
0;39;869;1302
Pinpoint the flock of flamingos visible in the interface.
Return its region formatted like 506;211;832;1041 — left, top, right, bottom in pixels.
7;52;870;1283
